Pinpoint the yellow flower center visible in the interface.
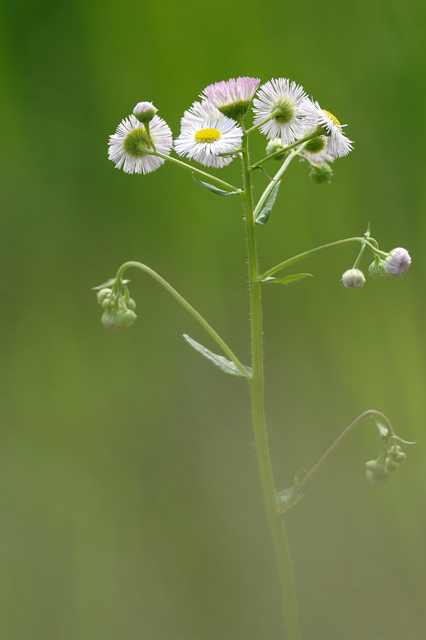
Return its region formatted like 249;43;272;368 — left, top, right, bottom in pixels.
194;128;222;143
323;110;342;131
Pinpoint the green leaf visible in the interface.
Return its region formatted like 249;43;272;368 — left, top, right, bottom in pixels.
255;180;280;226
251;165;273;181
92;277;130;290
277;468;311;514
183;334;251;377
192;175;242;197
259;273;313;285
391;435;417;445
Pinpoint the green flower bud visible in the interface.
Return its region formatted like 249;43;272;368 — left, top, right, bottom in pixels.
342;268;366;288
133;101;157;124
365;460;390;487
389;445;406;463
368;258;387;279
101;308;137;329
385;457;399;472
266;139;287;160
126;297;137;311
309;163;333;185
97;288;112;305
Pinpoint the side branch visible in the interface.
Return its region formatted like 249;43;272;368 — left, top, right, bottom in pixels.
116;261;251;380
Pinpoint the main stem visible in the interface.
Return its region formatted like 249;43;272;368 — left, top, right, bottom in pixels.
241;131;301;640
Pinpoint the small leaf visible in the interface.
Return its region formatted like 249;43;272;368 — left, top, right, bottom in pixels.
183;334;251;377
255;180;280;226
259;273;313;285
92;277;130;290
251;165;273;181
192;175;242;197
391;435;417;445
277;468;311;514
371;418;389;439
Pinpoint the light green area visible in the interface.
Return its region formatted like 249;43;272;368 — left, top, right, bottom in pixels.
0;1;425;638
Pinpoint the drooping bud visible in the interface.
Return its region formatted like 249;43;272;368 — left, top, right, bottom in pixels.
309;163;333;185
133;101;157;124
368;258;387;279
384;247;411;277
385;457;399;472
101;307;137;329
97;288;113;305
365;460;390;487
342;268;366;288
389;445;406;463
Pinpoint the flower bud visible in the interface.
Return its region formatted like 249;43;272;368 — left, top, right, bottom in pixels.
368;259;387;279
389;445;406;463
342;268;366;288
309;163;333;185
384;247;411;277
101;308;137;329
365;460;390;487
266;139;287;160
385;457;399;472
97;288;112;305
133;101;157;124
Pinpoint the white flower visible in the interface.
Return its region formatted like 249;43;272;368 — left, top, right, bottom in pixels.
300;99;353;158
300;135;335;164
133;101;157;123
384;248;411;276
252;78;309;145
202;77;260;119
108;114;172;175
174;100;243;168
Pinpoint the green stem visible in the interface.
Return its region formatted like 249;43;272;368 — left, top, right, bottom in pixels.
116;261;250;380
279;410;394;513
241;131;301;640
153;151;241;193
259;237;381;281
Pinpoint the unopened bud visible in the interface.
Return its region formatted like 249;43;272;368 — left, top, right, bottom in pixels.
385;457;399;472
101;308;137;329
133;101;157;124
384;247;411;277
365;460;390;487
97;288;112;305
309;163;333;185
266;139;287;160
342;268;366;288
368;259;387;279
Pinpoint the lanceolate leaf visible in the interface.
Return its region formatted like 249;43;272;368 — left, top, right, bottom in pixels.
277;468;311;514
255;180;280;226
192;175;242;197
259;273;313;285
183;334;251;377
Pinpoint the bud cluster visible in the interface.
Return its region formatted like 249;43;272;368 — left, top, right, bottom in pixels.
341;243;411;289
95;279;137;329
365;443;407;487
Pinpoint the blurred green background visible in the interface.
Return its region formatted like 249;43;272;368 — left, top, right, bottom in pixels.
1;0;425;638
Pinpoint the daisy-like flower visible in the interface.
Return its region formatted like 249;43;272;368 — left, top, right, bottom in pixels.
300;135;335;164
384;247;411;277
174;100;243;168
202;77;260;120
252;78;309;145
300;99;353;158
108;114;172;175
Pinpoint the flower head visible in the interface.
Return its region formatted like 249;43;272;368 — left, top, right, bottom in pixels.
108;114;172;175
174;100;243;168
252;78;309;145
342;268;366;288
133;101;157;123
202;77;260;120
384;247;411;277
300;99;353;158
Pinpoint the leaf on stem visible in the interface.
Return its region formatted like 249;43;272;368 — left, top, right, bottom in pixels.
92;277;129;290
192;175;242;197
277;468;311;514
257;273;313;285
183;334;251;377
255;180;280;226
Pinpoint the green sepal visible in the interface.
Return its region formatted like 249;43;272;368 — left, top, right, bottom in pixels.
183;334;251;377
260;273;313;285
92;277;129;290
192;175;242;197
255;180;280;226
277;468;310;514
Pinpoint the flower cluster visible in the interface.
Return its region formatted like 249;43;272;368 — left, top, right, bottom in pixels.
108;76;354;174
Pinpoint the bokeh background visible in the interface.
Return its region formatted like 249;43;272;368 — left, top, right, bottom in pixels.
1;1;425;638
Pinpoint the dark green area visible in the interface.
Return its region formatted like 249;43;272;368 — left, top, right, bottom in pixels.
1;1;425;638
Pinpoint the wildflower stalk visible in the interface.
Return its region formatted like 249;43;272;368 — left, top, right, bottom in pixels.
241;129;301;640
